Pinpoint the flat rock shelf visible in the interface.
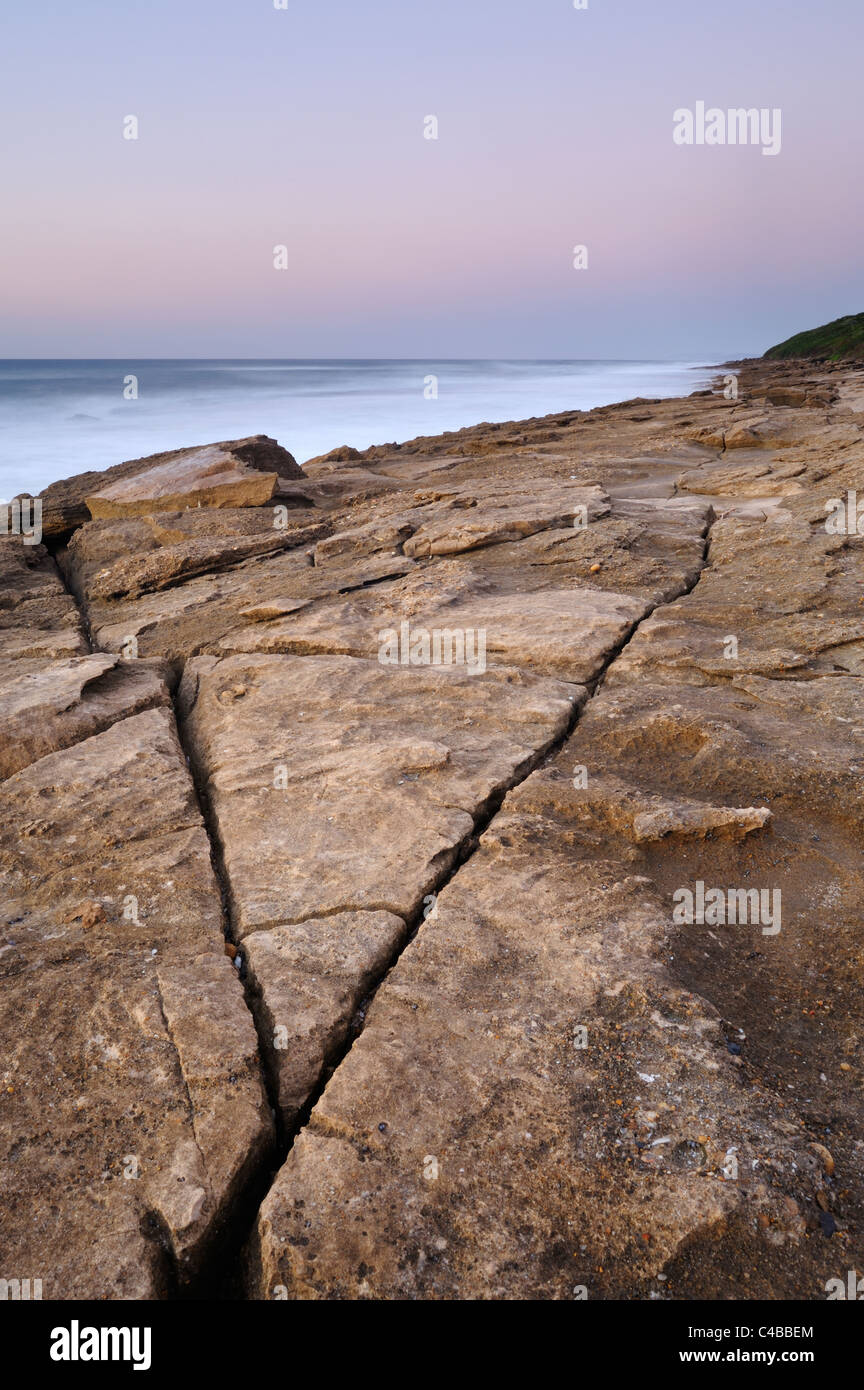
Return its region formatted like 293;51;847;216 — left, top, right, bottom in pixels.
2;358;863;1299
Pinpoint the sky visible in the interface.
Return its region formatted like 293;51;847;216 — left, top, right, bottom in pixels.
1;0;862;360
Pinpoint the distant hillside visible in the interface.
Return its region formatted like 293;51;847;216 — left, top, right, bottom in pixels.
764;313;864;362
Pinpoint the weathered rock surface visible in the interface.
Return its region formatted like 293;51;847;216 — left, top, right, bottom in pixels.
248;786;832;1299
37;435;303;536
0;708;273;1296
85;444;279;520
219;577;648;683
401;482;608;557
178;652;582;1134
180;653;582;935
74;539;417;665
0;653;168;779
0;538;86;659
67;477;710;665
3;365;864;1300
243;910;406;1129
559;773;774;844
606;514;864;684
0;502;275;1299
242;368;864;1300
63;507;329;601
313;517;415;565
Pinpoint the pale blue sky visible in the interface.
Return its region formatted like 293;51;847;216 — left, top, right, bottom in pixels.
1;0;861;357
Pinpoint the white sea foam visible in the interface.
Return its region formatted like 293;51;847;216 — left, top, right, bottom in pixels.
0;358;714;498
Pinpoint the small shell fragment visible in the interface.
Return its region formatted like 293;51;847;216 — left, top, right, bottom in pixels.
809;1142;835;1177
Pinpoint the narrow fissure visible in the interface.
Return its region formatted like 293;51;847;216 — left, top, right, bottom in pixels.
45;535;283;1300
45;511;717;1300
216;514;718;1297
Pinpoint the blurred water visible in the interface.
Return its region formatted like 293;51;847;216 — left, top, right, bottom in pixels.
0;358;714;498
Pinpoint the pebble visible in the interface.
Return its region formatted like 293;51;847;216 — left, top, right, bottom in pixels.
809;1141;835;1176
818;1210;838;1237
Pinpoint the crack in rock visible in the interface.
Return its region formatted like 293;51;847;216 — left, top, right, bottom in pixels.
3;358;863;1300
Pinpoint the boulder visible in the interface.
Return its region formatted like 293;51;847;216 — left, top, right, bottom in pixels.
38;435;302;536
85;443;280;519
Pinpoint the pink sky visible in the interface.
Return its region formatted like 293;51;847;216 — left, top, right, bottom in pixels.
1;0;862;358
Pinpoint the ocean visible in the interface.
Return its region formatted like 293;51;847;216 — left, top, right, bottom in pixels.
0;359;715;500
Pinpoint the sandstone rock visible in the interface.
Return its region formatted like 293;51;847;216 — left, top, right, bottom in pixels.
727;413;859;450
237;595;314;622
4;358;864;1301
244;910;406;1127
246;772;827;1299
0;653;168;778
64;508;328;600
0;707;273;1296
79;542;415;665
764;385;837;408
631;801;772;842
313;517;416;564
180;653;582;934
305;445;364;465
298;463;401;504
605;514;864;685
220;577;647;683
560;773;774;843
724;421;769;449
38;435;302;536
402;484;608;557
177;652;582;1140
0;538;87;660
85;443;280;520
467;500;710;605
677;459;805;498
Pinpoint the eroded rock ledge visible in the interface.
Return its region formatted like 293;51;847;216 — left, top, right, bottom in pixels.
2;359;863;1299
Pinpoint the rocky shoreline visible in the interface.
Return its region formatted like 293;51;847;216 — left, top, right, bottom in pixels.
2;356;863;1299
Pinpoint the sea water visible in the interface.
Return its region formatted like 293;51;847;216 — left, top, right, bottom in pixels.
0;358;714;498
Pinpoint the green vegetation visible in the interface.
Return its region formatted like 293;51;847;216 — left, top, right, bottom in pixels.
764;313;864;362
